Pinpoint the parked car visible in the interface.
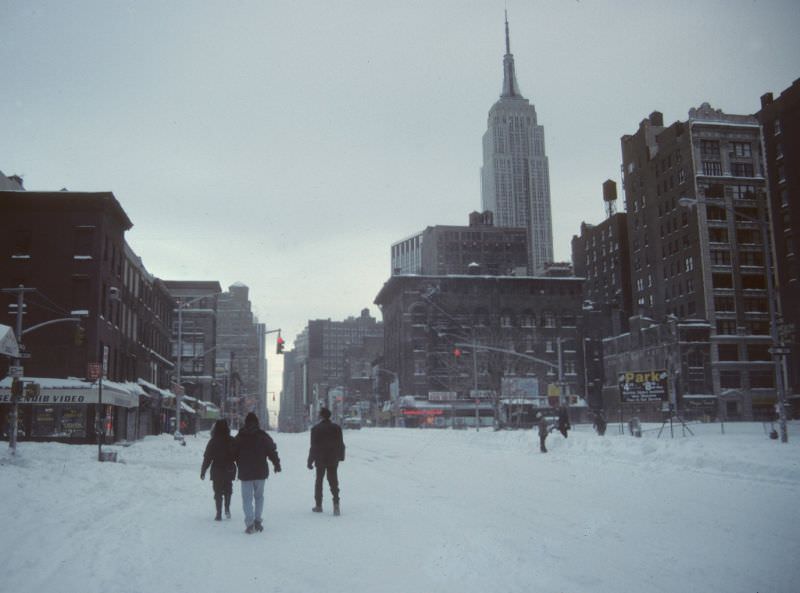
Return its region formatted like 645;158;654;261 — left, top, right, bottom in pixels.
343;416;362;430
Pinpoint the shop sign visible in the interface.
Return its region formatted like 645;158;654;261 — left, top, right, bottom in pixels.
618;370;668;403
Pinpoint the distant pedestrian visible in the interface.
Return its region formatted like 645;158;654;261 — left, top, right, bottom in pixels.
537;413;550;453
200;419;236;521
307;407;345;516
557;405;571;438
232;412;281;534
593;411;607;436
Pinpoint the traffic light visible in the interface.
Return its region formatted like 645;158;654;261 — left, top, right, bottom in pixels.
453;347;462;359
276;335;285;354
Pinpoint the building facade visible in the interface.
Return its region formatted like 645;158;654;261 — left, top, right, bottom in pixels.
480;17;553;274
0;189;174;441
391;211;528;276
621;105;776;420
215;282;268;428
758;80;800;414
374;274;585;427
163;280;222;407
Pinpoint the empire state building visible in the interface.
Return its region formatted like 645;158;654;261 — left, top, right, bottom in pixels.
480;15;553;274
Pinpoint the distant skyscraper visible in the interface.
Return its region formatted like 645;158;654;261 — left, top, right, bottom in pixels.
481;14;553;274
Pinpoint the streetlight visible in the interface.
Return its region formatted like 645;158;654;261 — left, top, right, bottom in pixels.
679;195;788;442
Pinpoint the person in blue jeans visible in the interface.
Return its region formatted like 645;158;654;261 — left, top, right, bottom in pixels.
232;412;281;534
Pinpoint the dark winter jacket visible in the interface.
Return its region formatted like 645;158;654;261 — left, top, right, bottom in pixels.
201;434;236;481
307;418;345;466
538;417;550;438
558;408;571;431
233;425;281;481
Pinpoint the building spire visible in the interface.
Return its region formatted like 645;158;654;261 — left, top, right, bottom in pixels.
501;11;522;98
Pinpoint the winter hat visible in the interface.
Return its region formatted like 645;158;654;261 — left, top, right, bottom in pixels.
319;407;332;419
244;412;259;428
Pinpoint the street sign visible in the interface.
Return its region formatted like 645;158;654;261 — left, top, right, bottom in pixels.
9;365;23;378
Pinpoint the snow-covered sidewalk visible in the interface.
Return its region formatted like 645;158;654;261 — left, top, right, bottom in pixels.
1;423;798;593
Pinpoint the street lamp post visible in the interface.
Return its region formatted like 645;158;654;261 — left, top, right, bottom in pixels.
679;195;788;442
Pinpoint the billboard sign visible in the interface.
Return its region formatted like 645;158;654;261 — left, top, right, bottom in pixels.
501;377;539;398
618;370;668;403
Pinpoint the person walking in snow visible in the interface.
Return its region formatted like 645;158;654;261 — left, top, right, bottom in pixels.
593;410;607;436
557;405;571;438
307;407;345;516
200;419;236;521
536;413;550;453
232;412;281;534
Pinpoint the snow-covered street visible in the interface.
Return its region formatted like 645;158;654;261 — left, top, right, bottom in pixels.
2;423;799;593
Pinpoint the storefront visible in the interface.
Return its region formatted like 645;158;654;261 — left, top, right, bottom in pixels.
0;377;140;444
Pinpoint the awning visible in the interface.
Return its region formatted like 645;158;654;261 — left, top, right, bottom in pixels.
0;376;139;409
0;324;19;358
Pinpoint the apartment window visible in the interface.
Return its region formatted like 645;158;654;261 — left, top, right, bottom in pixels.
731;163;754;177
714;296;735;312
736;229;761;245
741;274;766;290
716;319;737;335
749;370;774;388
73;227;94;257
703;161;723;176
685;256;694;272
717;344;739;361
749;321;770;335
13;230;32;256
500;312;513;328
720;370;741;388
711;250;731;265
707;206;727;221
747;344;771;361
739;251;763;266
731;185;756;200
543;312;556;328
712;273;733;289
701;140;720;157
744;297;768;312
708;228;728;243
731;142;752;158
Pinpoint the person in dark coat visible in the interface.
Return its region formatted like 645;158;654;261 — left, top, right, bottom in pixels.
307;407;345;516
593;410;607;436
557;405;571;438
232;412;281;534
200;419;236;521
537;413;550;453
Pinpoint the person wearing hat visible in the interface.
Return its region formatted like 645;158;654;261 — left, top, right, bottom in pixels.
307;407;345;515
232;412;281;534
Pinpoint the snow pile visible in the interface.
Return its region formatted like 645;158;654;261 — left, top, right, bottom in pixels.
1;423;798;593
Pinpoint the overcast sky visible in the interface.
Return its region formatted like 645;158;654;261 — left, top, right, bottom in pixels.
2;0;799;402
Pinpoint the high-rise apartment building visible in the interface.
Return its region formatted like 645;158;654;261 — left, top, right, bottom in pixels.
480;16;553;274
758;79;800;414
621;104;776;420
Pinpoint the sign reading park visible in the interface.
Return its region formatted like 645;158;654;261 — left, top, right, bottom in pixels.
618;370;668;403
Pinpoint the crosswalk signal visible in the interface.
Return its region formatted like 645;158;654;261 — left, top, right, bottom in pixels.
276;335;285;354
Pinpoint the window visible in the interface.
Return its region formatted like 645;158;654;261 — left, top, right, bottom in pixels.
731;185;756;200
685;256;694;272
708;228;728;243
711;250;731;265
703;161;723;176
749;321;770;335
739;251;763;266
714;296;735;312
731;163;754;177
744;297;768;312
73;227;94;257
13;230;32;256
500;312;513;328
701;140;720;157
414;359;426;376
707;206;727;221
717;344;739;361
736;229;761;245
741;274;766;290
543;312;556;328
716;319;737;335
720;370;741;388
731;142;752;158
712;273;733;289
520;312;535;328
746;344;771;361
749;370;774;388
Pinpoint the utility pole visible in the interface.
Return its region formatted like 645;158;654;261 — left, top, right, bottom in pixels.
2;285;36;455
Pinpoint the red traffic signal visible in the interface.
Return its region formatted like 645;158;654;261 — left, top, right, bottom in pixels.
453;347;462;358
276;335;285;354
